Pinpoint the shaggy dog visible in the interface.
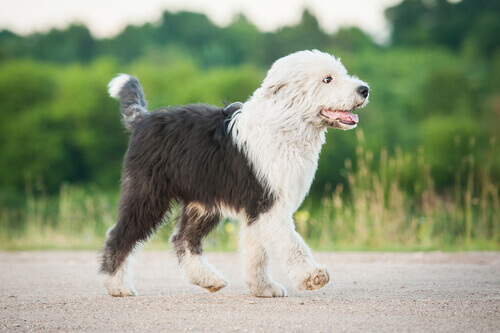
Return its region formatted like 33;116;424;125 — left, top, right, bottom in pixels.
100;50;369;297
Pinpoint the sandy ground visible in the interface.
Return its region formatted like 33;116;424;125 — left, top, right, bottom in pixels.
0;251;499;332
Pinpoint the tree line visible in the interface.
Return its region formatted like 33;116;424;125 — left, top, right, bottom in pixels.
0;0;498;199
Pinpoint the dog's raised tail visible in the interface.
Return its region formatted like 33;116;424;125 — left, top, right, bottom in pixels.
108;74;147;132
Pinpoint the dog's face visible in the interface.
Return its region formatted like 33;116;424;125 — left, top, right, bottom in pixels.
261;50;369;130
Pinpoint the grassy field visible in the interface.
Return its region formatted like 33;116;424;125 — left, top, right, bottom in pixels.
1;134;498;251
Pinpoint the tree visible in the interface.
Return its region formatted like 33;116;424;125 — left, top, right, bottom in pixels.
386;0;500;56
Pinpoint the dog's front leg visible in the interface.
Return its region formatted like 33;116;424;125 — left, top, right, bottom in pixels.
240;225;287;297
248;209;330;291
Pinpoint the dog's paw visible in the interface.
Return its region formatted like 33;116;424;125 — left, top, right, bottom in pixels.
297;266;330;291
190;273;228;293
248;281;287;298
202;279;228;293
104;276;138;297
108;285;138;297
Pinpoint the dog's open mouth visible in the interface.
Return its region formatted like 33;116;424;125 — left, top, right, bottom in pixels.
320;109;359;125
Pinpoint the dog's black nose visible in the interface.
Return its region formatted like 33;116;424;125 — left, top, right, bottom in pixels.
357;85;369;99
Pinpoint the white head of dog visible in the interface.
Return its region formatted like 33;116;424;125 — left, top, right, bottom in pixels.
232;49;370;210
249;49;369;131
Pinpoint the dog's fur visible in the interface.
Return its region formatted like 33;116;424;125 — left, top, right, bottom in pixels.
100;50;369;297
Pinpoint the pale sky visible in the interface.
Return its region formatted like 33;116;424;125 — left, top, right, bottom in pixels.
0;0;402;43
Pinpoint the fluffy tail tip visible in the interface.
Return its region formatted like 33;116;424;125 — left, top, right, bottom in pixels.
108;74;133;99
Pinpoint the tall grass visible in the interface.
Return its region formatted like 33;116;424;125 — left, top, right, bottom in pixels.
1;185;117;249
297;131;499;250
1;132;498;251
0;184;238;251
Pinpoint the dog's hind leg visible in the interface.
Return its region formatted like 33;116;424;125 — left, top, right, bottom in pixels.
100;176;171;296
240;225;287;297
170;203;228;293
101;224;138;297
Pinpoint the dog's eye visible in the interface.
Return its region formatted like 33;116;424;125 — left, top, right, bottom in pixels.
323;76;333;84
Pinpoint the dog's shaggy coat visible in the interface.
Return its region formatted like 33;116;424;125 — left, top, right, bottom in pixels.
100;50;369;297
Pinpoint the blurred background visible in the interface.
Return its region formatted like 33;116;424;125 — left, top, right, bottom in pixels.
0;0;498;250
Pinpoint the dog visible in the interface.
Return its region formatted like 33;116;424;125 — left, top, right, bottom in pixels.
100;50;369;297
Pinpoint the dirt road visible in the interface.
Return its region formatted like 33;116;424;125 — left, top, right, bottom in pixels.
0;251;499;332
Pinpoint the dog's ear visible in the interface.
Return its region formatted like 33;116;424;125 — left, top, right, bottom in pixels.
265;82;303;108
268;83;287;96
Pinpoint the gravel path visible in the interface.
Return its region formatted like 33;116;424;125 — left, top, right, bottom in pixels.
0;251;499;332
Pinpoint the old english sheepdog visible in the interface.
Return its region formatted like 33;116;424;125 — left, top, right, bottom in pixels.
100;50;369;297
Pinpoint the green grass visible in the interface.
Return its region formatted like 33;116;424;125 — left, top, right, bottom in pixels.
1;134;498;251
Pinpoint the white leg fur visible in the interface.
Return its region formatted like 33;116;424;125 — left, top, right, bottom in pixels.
180;242;228;293
240;226;287;297
103;255;138;297
248;208;329;291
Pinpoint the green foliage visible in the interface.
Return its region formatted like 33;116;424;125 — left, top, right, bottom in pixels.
0;7;498;250
385;0;500;57
0;59;127;192
0;25;95;63
314;46;498;194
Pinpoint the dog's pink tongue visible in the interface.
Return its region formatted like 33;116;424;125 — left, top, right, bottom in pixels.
323;110;359;123
345;112;359;123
